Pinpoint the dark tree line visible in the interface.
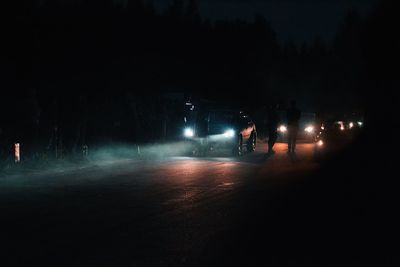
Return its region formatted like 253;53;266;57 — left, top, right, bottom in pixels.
1;0;380;159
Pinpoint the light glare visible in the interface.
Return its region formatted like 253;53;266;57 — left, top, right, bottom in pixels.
305;126;314;133
278;125;287;132
184;128;194;138
223;129;235;138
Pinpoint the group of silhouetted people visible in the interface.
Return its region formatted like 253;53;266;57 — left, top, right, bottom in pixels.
266;100;301;155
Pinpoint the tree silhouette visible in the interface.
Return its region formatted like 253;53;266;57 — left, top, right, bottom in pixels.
185;0;201;23
166;0;184;19
3;0;381;159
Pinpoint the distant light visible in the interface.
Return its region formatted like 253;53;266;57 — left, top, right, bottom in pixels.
349;122;354;129
305;126;314;133
223;129;235;138
334;121;345;131
184;128;194;138
321;126;325;130
317;140;324;146
358;121;363;127
278;125;287;133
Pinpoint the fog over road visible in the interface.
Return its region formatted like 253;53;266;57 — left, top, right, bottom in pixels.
1;142;388;266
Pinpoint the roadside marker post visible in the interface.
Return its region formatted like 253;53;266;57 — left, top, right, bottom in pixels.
14;143;20;163
82;145;89;157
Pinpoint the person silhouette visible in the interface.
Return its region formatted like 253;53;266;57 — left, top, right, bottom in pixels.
266;103;280;155
286;100;301;154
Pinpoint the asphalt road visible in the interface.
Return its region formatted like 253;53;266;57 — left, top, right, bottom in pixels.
0;142;395;266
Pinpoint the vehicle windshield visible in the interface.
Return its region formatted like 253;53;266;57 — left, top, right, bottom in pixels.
208;110;240;134
278;111;316;127
209;110;236;125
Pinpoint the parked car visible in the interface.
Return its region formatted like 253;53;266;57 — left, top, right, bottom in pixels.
183;108;257;156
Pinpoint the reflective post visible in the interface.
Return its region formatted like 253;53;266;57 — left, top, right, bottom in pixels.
82;145;88;157
14;143;20;163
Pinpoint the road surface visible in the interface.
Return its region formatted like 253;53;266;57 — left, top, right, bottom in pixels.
0;142;394;266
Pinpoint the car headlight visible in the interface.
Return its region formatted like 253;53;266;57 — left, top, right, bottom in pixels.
278;125;287;133
184;127;194;138
305;126;314;133
223;129;235;138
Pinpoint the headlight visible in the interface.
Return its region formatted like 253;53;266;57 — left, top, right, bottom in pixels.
278;125;287;133
184;128;194;138
223;129;235;138
305;126;314;133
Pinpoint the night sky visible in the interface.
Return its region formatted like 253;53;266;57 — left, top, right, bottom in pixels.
153;0;379;43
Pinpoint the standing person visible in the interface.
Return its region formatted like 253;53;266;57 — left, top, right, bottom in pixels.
286;100;301;154
266;103;280;155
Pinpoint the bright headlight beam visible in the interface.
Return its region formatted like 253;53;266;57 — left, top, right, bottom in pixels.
223;129;235;138
305;126;314;133
278;125;287;133
184;128;194;138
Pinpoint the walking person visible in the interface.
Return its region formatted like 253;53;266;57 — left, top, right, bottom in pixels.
286;100;301;154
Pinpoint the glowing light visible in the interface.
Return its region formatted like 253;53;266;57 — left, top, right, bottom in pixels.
336;121;345;131
358;121;363;127
349;122;354;129
317;140;324;146
278;125;287;133
305;126;314;133
223;129;235;138
184;128;194;138
321;126;325;130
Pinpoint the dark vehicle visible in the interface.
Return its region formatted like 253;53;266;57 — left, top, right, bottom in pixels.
183;108;257;156
277;111;317;143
